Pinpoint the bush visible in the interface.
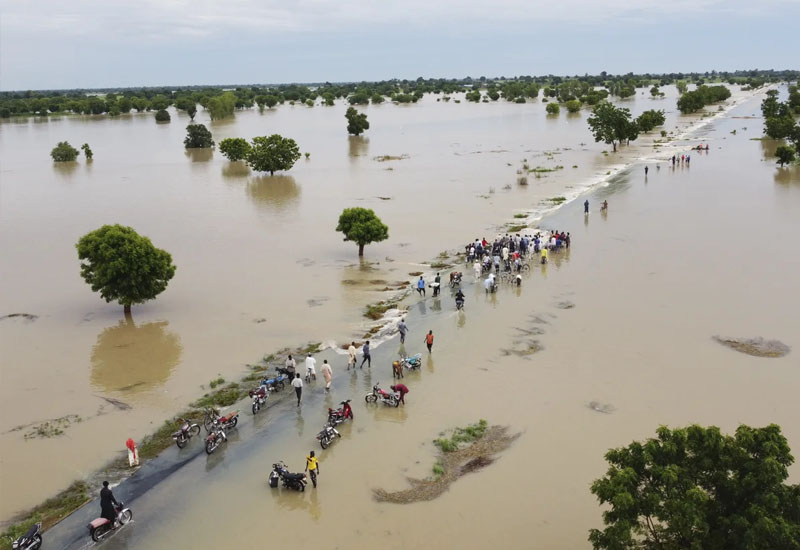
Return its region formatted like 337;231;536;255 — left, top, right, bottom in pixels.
50;141;79;162
546;103;560;115
154;109;170;122
565;99;581;113
184;124;214;149
775;145;795;167
218;138;251;162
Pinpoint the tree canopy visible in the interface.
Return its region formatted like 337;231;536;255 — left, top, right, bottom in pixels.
587;102;638;151
345;107;370;136
154;109;170;122
776;145;795;167
218;137;251;162
589;424;800;550
246;134;300;175
184;124;214;148
677;85;731;114
76;224;176;314
81;143;93;159
51;141;79;162
335;207;389;256
635;109;666;132
546;102;560;115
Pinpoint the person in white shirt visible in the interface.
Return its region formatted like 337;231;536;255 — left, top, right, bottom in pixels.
473;260;481;280
305;353;317;381
347;342;357;370
484;274;495;293
321;360;333;393
291;374;303;406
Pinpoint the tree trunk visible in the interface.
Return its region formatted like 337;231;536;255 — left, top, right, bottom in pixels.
123;304;132;321
358;244;365;256
612;141;617;152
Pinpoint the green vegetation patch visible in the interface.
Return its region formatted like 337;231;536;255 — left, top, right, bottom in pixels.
365;301;398;320
549;196;567;204
529;165;564;173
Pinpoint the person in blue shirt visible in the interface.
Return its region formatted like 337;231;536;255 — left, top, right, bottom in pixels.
360;340;371;368
416;276;426;297
584;200;589;214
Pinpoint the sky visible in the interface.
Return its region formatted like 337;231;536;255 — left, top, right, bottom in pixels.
1;0;798;91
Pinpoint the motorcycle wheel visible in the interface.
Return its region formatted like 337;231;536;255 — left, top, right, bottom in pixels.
365;394;377;403
387;396;399;407
203;417;214;432
205;437;219;455
320;438;329;449
299;483;305;492
252;402;259;415
189;424;201;437
229;416;238;428
175;433;188;449
32;535;43;550
118;509;133;524
91;525;108;542
277;381;284;391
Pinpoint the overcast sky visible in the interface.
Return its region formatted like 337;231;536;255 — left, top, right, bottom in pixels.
1;0;798;90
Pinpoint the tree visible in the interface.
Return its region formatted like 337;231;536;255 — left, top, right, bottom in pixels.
218;137;251;162
371;93;385;104
345;107;370;136
587;102;637;151
649;85;662;98
81;143;93;160
565;99;582;113
76;224;176;315
765;103;797;139
335;207;389;256
589;424;800;550
635;109;666;132
184;124;214;149
776;145;795;167
154;109;170;122
246;134;300;175
187;104;197;120
50;141;79;162
546;102;560;115
207;92;236;120
675;80;688;95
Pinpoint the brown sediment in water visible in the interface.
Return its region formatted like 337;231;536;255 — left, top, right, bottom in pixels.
712;336;790;358
373;154;409;162
0;313;39;322
373;425;517;504
500;340;543;357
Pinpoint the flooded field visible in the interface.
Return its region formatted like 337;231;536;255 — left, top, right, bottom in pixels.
2;84;798;544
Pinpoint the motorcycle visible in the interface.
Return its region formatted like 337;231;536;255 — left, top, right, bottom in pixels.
316;425;341;449
172;417;201;448
400;353;422;370
365;382;399;407
449;271;463;288
204;423;227;455
327;399;354;426
203;407;239;432
456;297;465;310
87;502;133;542
248;385;269;415
262;372;288;392
11;522;42;550
268;461;307;491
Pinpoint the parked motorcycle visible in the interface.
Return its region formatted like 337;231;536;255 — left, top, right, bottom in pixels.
268;461;307;491
327;399;354;426
365;382;399;407
11;522;42;550
316;425;341;449
261;372;288;392
248;385;269;415
87;502;132;542
203;407;239;432
204;423;228;455
400;353;422;370
172;418;201;448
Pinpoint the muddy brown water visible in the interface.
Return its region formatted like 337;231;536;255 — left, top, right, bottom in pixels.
1;85;798;547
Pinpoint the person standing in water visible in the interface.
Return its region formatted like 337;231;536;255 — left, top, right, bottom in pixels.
360;340;371;368
424;330;434;353
347;342;357;370
397;319;407;344
305;450;319;488
291;373;303;406
416;276;426;297
645;166;649;176
321;360;332;393
584;199;589;214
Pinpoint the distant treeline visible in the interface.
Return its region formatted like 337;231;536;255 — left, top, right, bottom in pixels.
1;69;797;119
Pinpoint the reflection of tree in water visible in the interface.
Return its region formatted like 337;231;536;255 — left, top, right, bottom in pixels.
53;161;79;178
774;166;800;185
760;138;780;159
246;175;300;212
184;148;213;162
90;319;182;393
348;136;369;159
221;161;250;179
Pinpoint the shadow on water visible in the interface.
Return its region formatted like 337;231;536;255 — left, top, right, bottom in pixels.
90;319;182;394
246;174;300;212
348;136;369;160
184;148;213;162
221;161;250;179
53;161;80;179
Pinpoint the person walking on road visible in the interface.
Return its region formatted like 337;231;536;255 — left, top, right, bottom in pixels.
360;340;371;368
321;360;332;393
584;199;589;214
347;342;357;370
416;276;426;297
292;373;303;406
305;450;319;488
645;165;649;176
424;330;434;353
398;319;407;344
391;383;409;404
305;353;317;381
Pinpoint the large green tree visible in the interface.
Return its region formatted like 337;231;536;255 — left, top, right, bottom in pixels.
218;137;251;162
635;109;666;132
246;134;300;175
184;124;214;148
50;141;79;162
335;207;389;256
76;225;176;315
589;424;800;550
345;107;370;136
587;102;637;151
776;145;795;167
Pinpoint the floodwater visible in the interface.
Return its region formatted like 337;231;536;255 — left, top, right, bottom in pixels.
1;83;798;545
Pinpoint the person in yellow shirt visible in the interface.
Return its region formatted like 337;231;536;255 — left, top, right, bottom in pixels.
305;450;319;488
540;247;548;265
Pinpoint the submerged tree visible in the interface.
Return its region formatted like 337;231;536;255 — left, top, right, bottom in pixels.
546;102;560;115
335;207;389;256
635;109;666;132
154;109;170;122
184;124;214;148
345;107;370;136
776;145;796;167
587;102;637;151
218;137;251;162
246;134;300;175
76;224;176;315
50;141;79;162
589;424;800;550
81;143;93;160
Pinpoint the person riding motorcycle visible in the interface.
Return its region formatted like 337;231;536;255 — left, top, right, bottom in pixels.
100;481;119;527
455;289;465;308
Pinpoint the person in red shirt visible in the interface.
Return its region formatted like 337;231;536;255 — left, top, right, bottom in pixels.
391;384;409;404
424;330;434;352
